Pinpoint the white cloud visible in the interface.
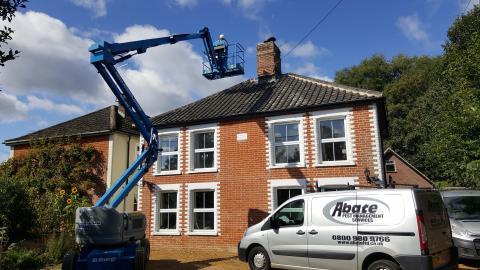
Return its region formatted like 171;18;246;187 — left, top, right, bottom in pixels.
26;96;85;115
0;93;28;123
460;0;480;12
222;0;270;20
0;11;243;122
396;14;432;47
0;11;110;106
71;0;107;17
174;0;198;7
279;40;330;59
291;62;332;82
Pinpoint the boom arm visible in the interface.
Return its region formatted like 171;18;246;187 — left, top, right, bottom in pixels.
90;27;230;208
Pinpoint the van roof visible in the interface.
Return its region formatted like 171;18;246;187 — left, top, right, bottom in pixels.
296;188;415;199
441;189;480;197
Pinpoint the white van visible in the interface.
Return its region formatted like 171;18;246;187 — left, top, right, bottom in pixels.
238;188;457;270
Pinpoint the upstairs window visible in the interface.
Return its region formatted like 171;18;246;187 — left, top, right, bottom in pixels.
273;123;300;164
158;134;179;172
193;131;215;169
385;160;396;172
318;119;348;162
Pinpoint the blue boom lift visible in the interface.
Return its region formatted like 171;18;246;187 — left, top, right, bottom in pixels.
61;27;244;270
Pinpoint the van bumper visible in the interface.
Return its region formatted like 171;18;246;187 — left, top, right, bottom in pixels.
395;247;458;270
238;242;247;262
453;237;480;259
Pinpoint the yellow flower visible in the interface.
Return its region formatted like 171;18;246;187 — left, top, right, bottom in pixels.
66;198;73;205
59;189;66;196
71;187;78;194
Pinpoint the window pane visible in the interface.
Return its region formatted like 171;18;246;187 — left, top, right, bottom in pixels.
159;213;176;229
275;145;287;163
194;152;204;169
290;189;302;197
160;155;170;170
204;212;214;229
286;124;299;141
320;120;332;139
204;151;214;168
194;192;204;208
321;142;334;161
274;124;287;143
160;192;177;209
170;137;178;151
160;137;170;152
277;189;290;206
194;213;204;230
204;132;214;148
385;161;396;172
204;191;214;208
273;200;304;227
169;155;178;170
332;119;345;138
194;133;205;149
333;142;347;160
287;144;300;163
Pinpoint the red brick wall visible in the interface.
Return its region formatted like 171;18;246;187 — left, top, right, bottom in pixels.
141;104;383;251
386;155;432;188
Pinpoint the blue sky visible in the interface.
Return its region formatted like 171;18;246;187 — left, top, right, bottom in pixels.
0;0;477;161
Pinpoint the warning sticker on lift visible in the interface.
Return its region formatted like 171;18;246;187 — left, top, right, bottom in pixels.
332;235;391;246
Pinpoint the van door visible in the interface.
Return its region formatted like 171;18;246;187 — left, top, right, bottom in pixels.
307;193;358;270
266;199;309;268
414;189;453;269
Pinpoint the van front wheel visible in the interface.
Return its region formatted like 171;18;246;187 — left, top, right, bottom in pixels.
367;259;400;270
248;246;271;270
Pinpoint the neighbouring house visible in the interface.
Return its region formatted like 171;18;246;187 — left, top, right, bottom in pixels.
384;148;433;188
3;105;139;211
139;38;388;251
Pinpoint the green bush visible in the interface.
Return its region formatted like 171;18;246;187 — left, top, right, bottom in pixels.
1;247;42;270
0;178;33;242
42;232;76;264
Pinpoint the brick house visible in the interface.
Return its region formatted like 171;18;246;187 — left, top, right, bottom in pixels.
139;38;388;251
3;105;139;211
384;148;433;188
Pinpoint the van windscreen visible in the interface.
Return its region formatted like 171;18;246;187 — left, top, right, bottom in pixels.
444;196;480;221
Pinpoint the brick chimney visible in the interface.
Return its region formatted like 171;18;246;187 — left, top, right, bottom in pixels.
256;37;281;81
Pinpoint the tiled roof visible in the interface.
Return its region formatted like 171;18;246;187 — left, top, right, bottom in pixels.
4;105;138;145
152;73;383;127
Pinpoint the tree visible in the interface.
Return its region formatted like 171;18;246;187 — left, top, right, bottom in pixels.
0;0;27;67
0;139;105;236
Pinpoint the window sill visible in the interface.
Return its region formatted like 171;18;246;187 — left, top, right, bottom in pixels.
153;171;181;176
187;168;218;174
314;161;355;167
269;163;306;169
186;231;218;236
152;231;180;236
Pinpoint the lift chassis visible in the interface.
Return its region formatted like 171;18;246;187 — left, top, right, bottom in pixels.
62;27;243;270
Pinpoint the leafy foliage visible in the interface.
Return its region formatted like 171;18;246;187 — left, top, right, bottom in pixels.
335;6;480;187
0;0;27;67
0;178;33;242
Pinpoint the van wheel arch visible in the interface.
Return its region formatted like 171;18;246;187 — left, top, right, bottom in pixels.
246;243;264;258
362;253;399;270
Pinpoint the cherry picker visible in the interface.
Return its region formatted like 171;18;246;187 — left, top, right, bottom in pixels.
61;27;244;270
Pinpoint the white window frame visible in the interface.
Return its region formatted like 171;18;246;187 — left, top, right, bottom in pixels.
385;160;397;172
186;182;219;235
266;114;305;168
154;128;181;175
269;179;307;211
316;177;358;192
312;108;355;167
188;123;219;173
152;184;181;235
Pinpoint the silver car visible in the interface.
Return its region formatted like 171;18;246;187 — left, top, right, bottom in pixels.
239;188;458;270
442;190;480;260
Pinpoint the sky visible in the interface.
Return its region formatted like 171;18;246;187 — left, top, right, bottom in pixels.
0;0;478;162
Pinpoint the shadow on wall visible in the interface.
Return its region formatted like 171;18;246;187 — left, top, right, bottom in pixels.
248;208;268;227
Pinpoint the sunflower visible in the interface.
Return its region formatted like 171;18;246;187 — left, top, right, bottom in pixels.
66;198;73;205
59;189;66;196
71;187;78;194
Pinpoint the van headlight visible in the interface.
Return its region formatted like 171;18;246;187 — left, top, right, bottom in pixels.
452;223;470;240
